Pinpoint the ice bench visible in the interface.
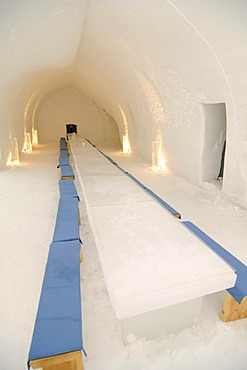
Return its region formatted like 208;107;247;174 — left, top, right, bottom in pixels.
28;241;85;370
69;138;237;340
182;221;247;322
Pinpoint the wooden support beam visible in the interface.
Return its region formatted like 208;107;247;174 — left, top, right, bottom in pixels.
78;208;81;226
62;176;75;180
221;292;247;322
30;350;83;370
80;248;83;263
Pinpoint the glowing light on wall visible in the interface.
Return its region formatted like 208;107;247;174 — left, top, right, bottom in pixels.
152;140;168;173
22;132;33;153
32;125;39;145
118;103;132;154
6;137;20;166
122;134;131;154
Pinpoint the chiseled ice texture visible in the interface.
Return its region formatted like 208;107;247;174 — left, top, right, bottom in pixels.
1;0;247;207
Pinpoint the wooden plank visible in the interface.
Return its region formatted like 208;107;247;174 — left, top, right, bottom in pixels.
62;176;75;180
80;248;83;263
30;350;83;370
221;292;247;322
78;208;81;226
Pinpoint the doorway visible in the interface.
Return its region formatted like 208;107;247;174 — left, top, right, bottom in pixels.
202;103;227;182
66;123;77;135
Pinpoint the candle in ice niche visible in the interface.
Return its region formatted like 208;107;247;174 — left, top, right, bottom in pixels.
32;129;39;145
7;137;20;166
152;140;168;173
22;132;33;153
123;134;131;154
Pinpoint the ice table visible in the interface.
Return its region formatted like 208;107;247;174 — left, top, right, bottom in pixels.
183;221;247;322
28;241;84;370
69;139;236;340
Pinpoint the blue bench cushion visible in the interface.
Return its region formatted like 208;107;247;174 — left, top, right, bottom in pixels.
182;221;246;303
58;156;70;167
60;138;67;148
60;150;69;157
28;241;84;364
60;141;67;147
145;188;181;218
59;179;79;200
53;198;81;243
60;165;74;179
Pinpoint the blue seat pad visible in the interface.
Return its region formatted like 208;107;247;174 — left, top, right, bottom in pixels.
60;149;69;156
53;198;80;242
61;165;74;178
182;221;247;303
59;179;79;200
59;156;70;166
28;241;84;364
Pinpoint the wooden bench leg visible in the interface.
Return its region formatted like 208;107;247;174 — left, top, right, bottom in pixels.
80;248;83;263
220;292;247;322
30;350;83;370
61;176;75;180
78;208;81;226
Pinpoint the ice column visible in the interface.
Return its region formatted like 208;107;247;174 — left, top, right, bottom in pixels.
22;132;33;153
7;137;20;166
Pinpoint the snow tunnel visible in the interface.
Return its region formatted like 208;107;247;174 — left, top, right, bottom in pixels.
1;0;247;208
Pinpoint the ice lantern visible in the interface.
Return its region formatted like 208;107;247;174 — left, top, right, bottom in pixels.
32;125;39;145
152;140;168;173
7;137;20;166
22;132;33;153
123;134;131;154
32;129;38;145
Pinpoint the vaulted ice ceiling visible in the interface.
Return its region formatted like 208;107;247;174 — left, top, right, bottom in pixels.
1;0;247;207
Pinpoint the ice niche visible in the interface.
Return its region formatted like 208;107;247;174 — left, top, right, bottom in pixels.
22;132;33;153
7;137;20;166
152;140;168;173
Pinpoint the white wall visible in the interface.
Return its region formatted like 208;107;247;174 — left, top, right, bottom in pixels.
38;87;107;144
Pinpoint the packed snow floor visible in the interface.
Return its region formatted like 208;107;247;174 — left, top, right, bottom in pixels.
0;142;247;370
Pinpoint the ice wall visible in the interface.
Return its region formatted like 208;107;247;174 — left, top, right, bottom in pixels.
1;0;247;207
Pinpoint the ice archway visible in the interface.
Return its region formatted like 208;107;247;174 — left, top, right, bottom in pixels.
1;0;247;207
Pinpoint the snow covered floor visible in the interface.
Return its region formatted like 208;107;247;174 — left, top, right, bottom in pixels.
1;143;247;370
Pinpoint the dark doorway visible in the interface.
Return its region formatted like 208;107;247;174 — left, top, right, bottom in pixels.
202;103;227;183
66;123;77;134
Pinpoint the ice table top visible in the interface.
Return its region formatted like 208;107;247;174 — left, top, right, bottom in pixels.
69;139;236;320
81;175;151;207
90;201;236;319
